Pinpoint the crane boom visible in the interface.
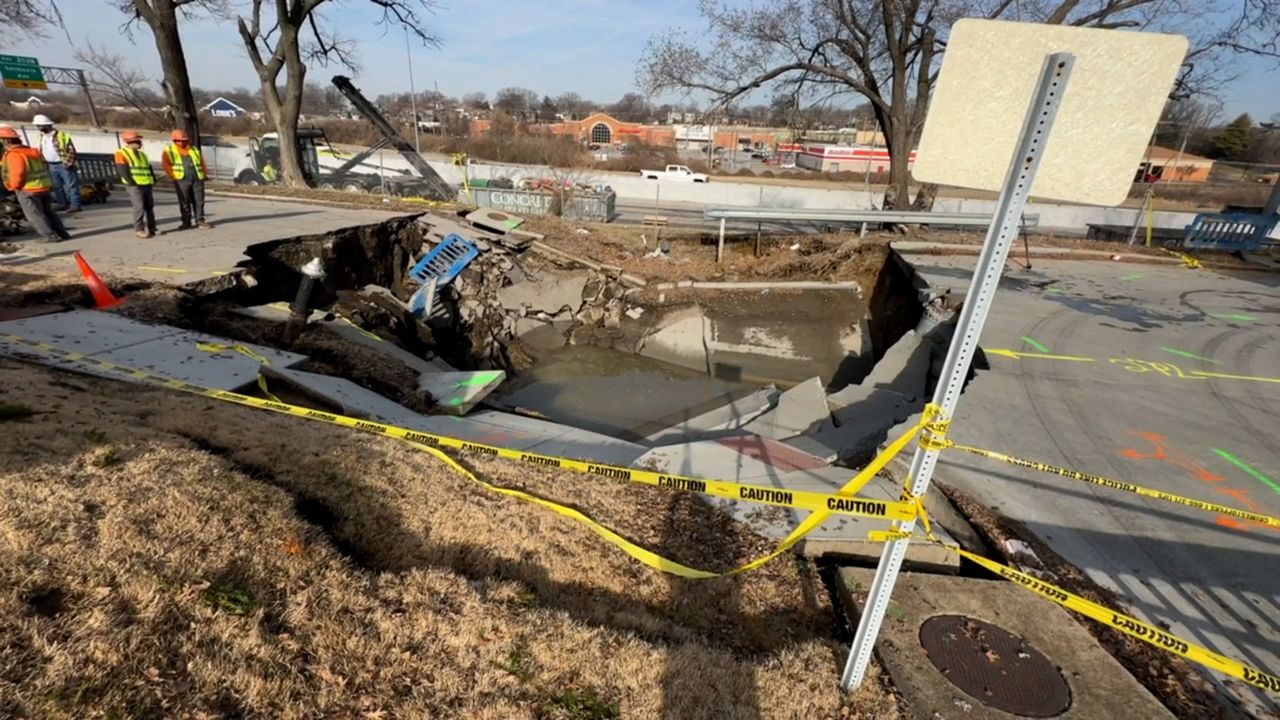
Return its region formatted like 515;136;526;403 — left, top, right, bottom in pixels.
331;74;455;200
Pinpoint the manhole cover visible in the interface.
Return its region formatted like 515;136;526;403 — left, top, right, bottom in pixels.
919;614;1071;717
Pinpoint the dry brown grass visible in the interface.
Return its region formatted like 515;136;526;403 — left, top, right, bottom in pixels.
0;356;902;719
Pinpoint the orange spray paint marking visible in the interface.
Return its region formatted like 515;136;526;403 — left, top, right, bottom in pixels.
1212;487;1280;534
1119;430;1273;536
1119;431;1225;484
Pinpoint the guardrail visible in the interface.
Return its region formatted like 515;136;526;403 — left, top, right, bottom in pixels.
703;207;1040;262
703;207;1039;226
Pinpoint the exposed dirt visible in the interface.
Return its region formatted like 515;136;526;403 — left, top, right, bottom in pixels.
939;484;1254;720
0;356;911;719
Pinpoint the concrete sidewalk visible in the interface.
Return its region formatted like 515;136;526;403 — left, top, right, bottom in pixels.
1;191;406;283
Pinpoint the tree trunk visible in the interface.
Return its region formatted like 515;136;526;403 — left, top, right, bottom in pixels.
911;182;938;211
883;112;912;211
271;26;310;188
139;0;200;142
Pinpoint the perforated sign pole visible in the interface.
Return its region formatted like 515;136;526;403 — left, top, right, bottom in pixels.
841;52;1075;691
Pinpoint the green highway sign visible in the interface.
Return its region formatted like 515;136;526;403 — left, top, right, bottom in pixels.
0;55;46;90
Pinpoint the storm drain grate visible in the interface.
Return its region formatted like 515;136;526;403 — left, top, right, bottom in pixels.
919;614;1071;717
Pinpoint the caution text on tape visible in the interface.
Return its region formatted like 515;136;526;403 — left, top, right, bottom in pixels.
868;527;1279;694
0;331;924;578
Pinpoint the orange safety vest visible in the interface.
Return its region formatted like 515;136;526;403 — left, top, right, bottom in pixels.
2;146;52;192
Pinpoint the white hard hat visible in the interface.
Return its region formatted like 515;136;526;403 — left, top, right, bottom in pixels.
32;114;53;126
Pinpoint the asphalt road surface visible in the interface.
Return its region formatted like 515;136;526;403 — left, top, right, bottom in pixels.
901;251;1280;715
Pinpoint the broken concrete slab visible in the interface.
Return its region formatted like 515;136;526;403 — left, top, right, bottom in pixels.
264;366;420;420
741;376;830;439
416;368;505;415
635;305;709;372
465;208;525;234
497;270;589;315
0;309;181;355
785;386;919;463
635;435;829;486
642;386;778;445
851;329;932;403
0;311;305;392
836;568;1173;719
231;302;292;323
753;465;959;567
515;318;569;354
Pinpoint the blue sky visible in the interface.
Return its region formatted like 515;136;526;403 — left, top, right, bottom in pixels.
7;0;1277;121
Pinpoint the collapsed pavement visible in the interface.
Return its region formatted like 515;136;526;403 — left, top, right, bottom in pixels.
0;205;975;566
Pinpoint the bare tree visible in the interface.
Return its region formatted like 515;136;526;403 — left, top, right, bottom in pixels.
493;87;538;118
236;0;439;186
117;0;225;142
0;0;63;35
642;0;1280;210
73;44;170;127
552;92;591;120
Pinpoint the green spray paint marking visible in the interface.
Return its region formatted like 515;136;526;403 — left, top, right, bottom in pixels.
1213;449;1280;497
1120;273;1143;280
455;371;504;388
1209;313;1256;322
1020;336;1050;354
1044;286;1065;295
1160;347;1220;364
449;397;465;406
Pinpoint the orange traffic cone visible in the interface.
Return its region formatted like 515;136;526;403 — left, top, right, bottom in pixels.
74;252;124;309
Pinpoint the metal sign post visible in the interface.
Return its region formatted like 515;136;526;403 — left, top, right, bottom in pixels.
841;52;1075;691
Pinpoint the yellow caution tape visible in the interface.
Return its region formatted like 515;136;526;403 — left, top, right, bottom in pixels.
960;547;1279;693
1161;247;1201;269
943;442;1280;529
195;341;282;403
867;516;1280;694
0;332;923;578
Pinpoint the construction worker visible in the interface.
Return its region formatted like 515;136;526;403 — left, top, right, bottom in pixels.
115;131;159;238
33;114;81;213
261;146;279;183
1;124;70;243
162;129;211;229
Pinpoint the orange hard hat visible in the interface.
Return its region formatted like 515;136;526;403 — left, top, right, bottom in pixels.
171;129;189;141
122;130;143;143
0;125;19;140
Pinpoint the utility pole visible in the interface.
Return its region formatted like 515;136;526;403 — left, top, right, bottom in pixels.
405;25;420;153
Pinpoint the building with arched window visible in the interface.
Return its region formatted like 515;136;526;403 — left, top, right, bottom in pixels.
589;121;612;145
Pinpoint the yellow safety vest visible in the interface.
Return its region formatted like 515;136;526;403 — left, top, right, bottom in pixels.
165;144;206;181
54;130;73;156
119;146;155;186
261;163;277;183
2;148;52;192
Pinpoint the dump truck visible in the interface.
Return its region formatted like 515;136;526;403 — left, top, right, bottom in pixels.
230;76;454;200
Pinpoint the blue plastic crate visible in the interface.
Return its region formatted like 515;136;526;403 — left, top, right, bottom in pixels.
410;233;479;285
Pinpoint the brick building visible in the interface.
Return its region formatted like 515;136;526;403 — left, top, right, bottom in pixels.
470;111;781;151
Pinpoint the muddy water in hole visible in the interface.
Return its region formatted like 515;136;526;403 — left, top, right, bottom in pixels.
495;345;760;441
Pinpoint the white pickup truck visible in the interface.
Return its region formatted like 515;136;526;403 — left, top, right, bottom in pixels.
640;164;710;182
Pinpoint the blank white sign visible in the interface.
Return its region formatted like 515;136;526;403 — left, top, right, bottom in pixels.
912;19;1188;206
